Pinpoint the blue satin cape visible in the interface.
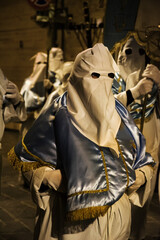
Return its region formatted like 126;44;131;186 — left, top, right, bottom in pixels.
8;92;154;221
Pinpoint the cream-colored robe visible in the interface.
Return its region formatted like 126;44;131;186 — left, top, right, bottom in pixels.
22;163;153;240
116;91;159;198
116;90;159;240
0;69;27;148
0;68;27;192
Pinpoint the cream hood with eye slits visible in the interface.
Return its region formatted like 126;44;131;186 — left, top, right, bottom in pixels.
117;37;146;88
67;43;121;156
29;52;47;87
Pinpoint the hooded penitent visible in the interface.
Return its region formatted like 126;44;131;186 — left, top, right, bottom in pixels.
30;52;47;88
39;61;74;112
112;37;157;122
67;43;121;156
0;70;9;142
20;52;47;112
117;36;146;89
49;47;64;82
57;61;73;95
8;43;154;222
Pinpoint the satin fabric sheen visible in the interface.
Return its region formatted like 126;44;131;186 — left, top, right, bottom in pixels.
14;92;154;214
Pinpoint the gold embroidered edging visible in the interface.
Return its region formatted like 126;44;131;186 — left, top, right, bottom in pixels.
21;136;56;169
22;136;43;163
133;111;154;125
118;85;122;93
99;147;109;191
117;75;121;83
8;147;55;172
67;145;128;221
67;205;110;221
116;140;129;189
68;147;109;198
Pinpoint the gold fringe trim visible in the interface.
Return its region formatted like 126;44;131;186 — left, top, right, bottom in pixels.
68;186;108;198
8;147;55;172
67;205;110;221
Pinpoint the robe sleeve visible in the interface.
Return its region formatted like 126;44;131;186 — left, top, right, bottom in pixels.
4;95;27;123
20;79;46;112
128;165;154;207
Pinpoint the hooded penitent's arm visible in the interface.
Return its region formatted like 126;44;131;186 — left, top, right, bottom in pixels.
22;167;65;210
116;77;153;107
2;80;27;123
8;99;63;209
116;64;159;107
142;64;160;89
127;164;154;207
127;64;159;106
115;90;133;106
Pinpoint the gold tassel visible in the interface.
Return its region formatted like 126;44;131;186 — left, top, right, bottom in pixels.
67;205;110;221
8;147;53;172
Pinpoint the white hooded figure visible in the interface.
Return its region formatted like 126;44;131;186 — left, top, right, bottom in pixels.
20;52;47;115
113;36;160;240
40;60;74;113
67;46;121;154
21;48;64;114
115;37;153;105
0;68;27;192
20;52;48;138
9;43;155;240
48;47;64;87
20;48;66;138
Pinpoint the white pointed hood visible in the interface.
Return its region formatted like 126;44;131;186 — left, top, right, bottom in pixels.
67;43;121;155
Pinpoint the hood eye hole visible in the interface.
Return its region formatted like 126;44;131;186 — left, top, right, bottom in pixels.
108;73;115;78
91;72;100;78
125;49;132;55
139;48;145;55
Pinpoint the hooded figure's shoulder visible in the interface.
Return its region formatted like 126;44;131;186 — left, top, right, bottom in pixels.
39;91;67;118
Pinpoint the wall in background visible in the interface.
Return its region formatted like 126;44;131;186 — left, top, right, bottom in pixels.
0;0;106;89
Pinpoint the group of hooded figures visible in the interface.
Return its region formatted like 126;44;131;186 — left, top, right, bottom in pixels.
0;34;159;240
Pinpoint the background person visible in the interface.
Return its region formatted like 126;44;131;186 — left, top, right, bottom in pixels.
112;36;160;240
0;68;27;192
8;43;155;240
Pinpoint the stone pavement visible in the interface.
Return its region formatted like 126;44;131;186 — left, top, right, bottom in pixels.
0;129;160;240
0;129;35;240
